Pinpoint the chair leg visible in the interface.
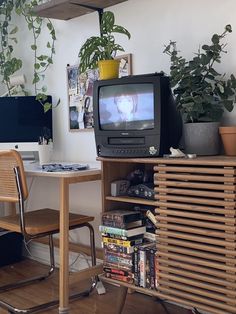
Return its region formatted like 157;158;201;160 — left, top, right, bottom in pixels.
68;222;98;301
0;225;97;313
0;235;55;293
48;234;55;276
0;235;57;313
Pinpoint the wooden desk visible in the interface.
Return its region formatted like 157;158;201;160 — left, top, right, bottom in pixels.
24;162;101;314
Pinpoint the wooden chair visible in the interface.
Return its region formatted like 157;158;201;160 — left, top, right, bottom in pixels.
0;150;97;313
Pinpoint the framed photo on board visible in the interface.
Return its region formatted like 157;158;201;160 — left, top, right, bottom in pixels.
115;53;132;77
67;65;99;131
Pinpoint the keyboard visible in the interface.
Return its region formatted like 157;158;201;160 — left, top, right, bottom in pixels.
42;163;89;172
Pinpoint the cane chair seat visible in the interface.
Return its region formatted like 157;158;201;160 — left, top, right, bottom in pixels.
0;208;94;235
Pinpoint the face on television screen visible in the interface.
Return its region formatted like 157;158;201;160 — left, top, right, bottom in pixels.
99;83;154;130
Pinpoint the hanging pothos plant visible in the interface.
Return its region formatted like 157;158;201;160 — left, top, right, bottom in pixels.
0;0;23;95
0;0;59;112
15;0;60;112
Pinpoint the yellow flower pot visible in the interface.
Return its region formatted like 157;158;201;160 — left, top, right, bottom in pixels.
98;59;120;80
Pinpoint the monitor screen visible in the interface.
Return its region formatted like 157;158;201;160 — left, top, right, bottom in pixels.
0;96;52;152
98;83;154;131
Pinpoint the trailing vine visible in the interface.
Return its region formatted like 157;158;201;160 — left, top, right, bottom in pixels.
0;0;23;95
0;0;58;111
15;0;58;112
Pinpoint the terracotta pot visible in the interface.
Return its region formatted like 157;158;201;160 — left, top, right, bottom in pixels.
219;126;236;156
98;59;120;80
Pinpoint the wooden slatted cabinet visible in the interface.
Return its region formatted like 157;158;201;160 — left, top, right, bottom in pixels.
99;156;236;314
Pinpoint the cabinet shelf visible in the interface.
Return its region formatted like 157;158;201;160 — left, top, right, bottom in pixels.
100;275;160;297
33;0;128;20
105;195;156;206
101;157;236;314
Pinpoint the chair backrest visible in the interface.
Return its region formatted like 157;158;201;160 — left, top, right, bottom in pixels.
0;150;28;203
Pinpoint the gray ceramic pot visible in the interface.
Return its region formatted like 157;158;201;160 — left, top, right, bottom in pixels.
183;122;220;155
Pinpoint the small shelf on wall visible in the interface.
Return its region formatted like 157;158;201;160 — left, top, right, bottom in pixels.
33;0;128;20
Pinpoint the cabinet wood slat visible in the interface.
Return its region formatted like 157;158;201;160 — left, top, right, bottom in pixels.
154;179;236;191
157;244;236;266
155;201;236;215
158;264;236;288
156;215;236;232
158;285;236;313
157;251;236;272
156;194;236;207
156;173;236;183
154;165;236;175
155;187;235;199
157;223;236;240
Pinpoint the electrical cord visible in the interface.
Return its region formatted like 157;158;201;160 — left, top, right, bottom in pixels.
68;233;92;270
23;238;34;258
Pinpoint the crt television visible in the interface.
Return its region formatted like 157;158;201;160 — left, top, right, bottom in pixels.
0;96;53;152
93;73;182;158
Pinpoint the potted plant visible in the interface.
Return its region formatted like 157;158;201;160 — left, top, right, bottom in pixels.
78;11;131;80
164;24;236;155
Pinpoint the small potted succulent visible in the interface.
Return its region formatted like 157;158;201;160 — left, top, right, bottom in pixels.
164;24;236;155
78;11;131;80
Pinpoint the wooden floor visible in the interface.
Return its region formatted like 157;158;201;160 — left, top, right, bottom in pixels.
0;259;191;314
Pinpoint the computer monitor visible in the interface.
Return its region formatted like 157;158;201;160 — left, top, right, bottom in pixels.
0;96;53;155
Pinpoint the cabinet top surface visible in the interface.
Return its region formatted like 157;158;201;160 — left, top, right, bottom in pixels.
34;0;128;20
97;156;236;166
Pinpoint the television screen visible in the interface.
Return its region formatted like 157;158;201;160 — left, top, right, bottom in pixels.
98;83;154;131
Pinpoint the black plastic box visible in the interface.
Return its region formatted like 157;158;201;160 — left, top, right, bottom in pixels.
0;231;23;267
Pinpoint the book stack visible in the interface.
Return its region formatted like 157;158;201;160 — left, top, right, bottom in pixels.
99;210;146;283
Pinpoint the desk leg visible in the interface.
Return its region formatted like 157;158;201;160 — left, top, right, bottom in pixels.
59;178;70;314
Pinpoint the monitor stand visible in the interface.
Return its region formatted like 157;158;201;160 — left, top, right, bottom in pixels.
20;151;39;162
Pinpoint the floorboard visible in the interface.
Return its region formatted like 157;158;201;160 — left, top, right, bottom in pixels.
0;259;191;314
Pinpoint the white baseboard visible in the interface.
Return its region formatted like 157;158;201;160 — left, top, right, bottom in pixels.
25;241;101;272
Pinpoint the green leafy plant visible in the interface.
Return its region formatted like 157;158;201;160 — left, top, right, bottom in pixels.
15;0;59;112
0;0;58;111
0;0;23;95
164;24;236;123
78;11;131;73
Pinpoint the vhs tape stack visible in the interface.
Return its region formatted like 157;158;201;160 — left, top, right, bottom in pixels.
99;209;158;288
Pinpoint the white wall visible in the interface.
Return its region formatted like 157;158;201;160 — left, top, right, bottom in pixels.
14;0;236;248
16;0;236;163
